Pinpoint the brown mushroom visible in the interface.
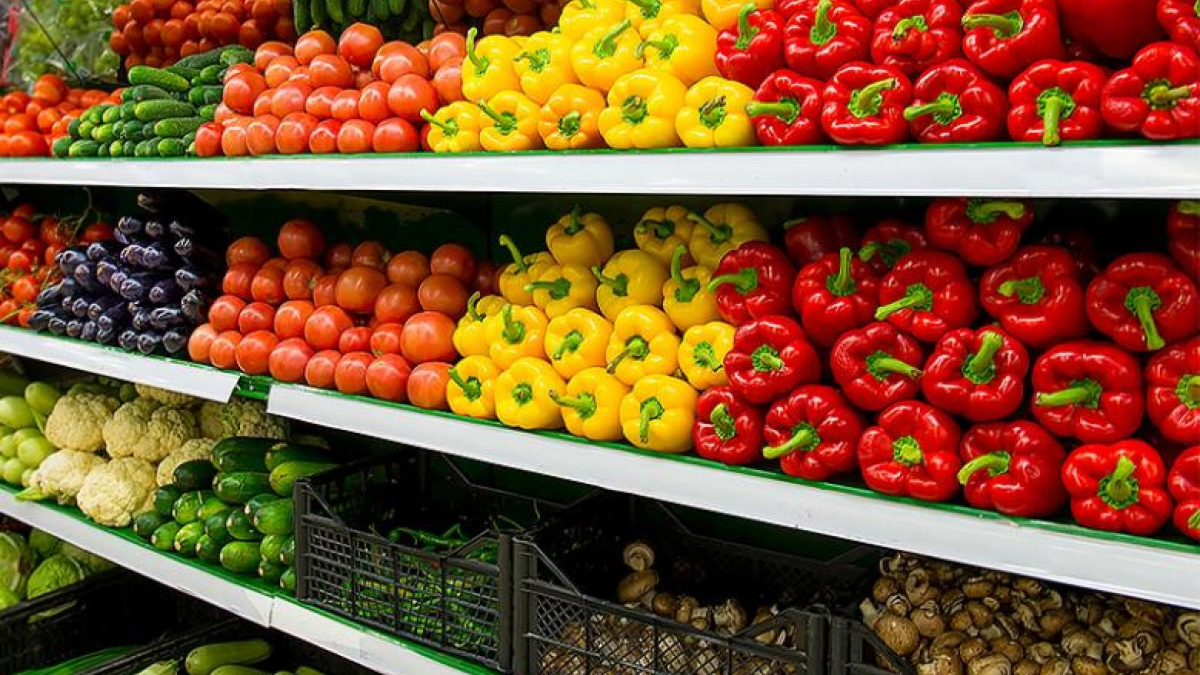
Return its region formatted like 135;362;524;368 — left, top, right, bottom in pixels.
962;577;996;600
689;606;712;632
887;593;913;616
913;600;947;638
616;569;659;604
1025;642;1059;665
1038;609;1071;638
950;609;975;634
1148;648;1189;674
917;653;964;675
713;599;748;635
990;637;1024;663
675;596;700;625
1038;658;1069;675
650;592;677;618
960;637;989;663
622;541;655;571
931;631;969;653
966;601;995;630
873;577;901;603
1060;629;1103;660
751;606;781;645
1012;660;1038;675
1176;613;1200;649
907;567;940;605
966;653;1013;675
942;589;967;614
1105;636;1151;672
876;613;922;656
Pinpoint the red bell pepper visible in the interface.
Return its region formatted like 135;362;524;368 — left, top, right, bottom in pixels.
747;70;827;145
782;0;872;79
792;247;880;347
708;242;796;326
1167;201;1200;278
1101;42;1200;141
763;384;866;481
1007;60;1108;146
1159;0;1200;54
859;218;929;273
1034;224;1101;278
830;321;924;411
922;326;1029;422
716;4;788;89
858;400;962;502
904;59;1008;143
1086;253;1200;352
693;386;765;466
961;0;1067;79
1057;0;1164;59
724;315;822;404
820;63;913;145
979;245;1089;350
854;0;897;19
875;250;979;343
1168;445;1200;540
958;420;1066;518
870;0;964;78
924;197;1034;267
1146;336;1200;445
1062;440;1173;535
1032;340;1145;443
782;214;859;265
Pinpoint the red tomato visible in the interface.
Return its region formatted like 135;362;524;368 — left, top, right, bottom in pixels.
309;119;341;153
294;29;336;65
262;257;290;271
223;71;268;115
282;258;323;299
474;260;498;294
247;114;280;155
235;330;278;374
277;218;326;260
6;251;33;271
338;325;373;352
275;299;315;338
330;89;361;121
366;354;412;401
386;250;429;286
209;295;248;331
407;362;451;410
374;283;419;324
10;275;38;304
309;54;355;88
264;55;300;88
387;74;440;123
253;90;274;117
209;330;244;369
432;58;464;104
337;119;375;153
237;301;276;333
370;322;405;355
304;349;342;389
269;337;314;382
334;265;387;313
400;311;456;363
372;117;419;152
270;82;311;118
352;241;391;268
2;217;34;243
357;82;392;123
222;123;250;156
305;305;353;349
373;41;430;82
188;323;219;363
334;351;373;394
427;32;466;70
338;23;385;69
254;40;293;69
312;272;340;306
250;265;285;303
325;242;353;269
305;85;339;118
418;273;469;317
430;243;476;285
275;111;318;154
195;121;224;156
227;236;271;266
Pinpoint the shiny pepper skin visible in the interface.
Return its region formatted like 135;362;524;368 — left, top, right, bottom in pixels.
924;197;1034;267
1062;440;1173;536
979;245;1090;350
957;420;1067;518
763;384;866;481
791;247;880;347
1032;340;1145;444
904;59;1008;143
858;400;963;502
782;0;872;80
1006;59;1107;146
1101;42;1200;140
1145;336;1200;445
821;62;913;144
921;326;1030;422
870;0;964;77
830;321;924;411
1086;252;1200;352
874;250;979;343
1168;446;1200;540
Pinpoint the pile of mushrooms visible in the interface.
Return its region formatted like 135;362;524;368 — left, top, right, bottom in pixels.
860;553;1200;675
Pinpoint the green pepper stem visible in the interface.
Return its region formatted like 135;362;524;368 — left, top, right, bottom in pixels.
810;0;835;45
997;277;1045;304
578;0;593;7
1036;378;1102;408
688;211;732;244
626;0;661;17
698;95;729;130
763;424;818;460
512;382;534;405
558;111;582;138
564;205;584;235
903;93;961;124
607;336;649;373
466;27;486;72
448;368;482;401
744;99;799;124
865;351;921;381
849;78;897;119
13;488;44;502
708;267;758;295
1125;286;1166;350
1099;456;1139;509
515;48;550;73
591;265;629;296
962;331;1003;384
526;277;571;300
1146;82;1192;107
892;435;923;466
639;397;665;442
827;247;856;297
710;403;736;441
501;304;526;344
1178;374;1200;410
957;451;1010;485
466;291;484;321
1037;87;1076;146
967;199;1026;223
638;35;677;59
751;343;784;372
421;109;456;134
692;340;722;371
553;330;584;359
892;14;928;39
637;218;675;240
550;391;597;419
875;282;933;320
1178;200;1200;216
670;244;700;303
476;99;516;135
498;234;528;272
1189;508;1200;530
594;19;632;58
735;2;759;50
961;10;1023;37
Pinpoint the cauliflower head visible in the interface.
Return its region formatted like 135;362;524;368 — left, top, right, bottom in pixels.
25;451;108;504
76;457;156;527
133;384;200;408
103;399;201;463
44;392;121;453
201;399;289;440
156;438;216;487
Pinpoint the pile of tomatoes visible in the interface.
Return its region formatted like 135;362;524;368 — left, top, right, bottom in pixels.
187;218;497;409
110;0;296;69
195;24;463;156
430;0;568;37
0;75;120;157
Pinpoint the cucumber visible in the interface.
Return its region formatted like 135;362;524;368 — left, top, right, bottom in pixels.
67;118;82;138
96;143;110;157
205;512;233;545
294;0;311;31
166;63;201;82
212;438;277;467
252;499;294;536
155;116;205;138
154;485;183;517
51;136;72;157
185;639;272;675
219;46;255;66
214;472;273;504
110;141;124;157
260;534;285;563
123;85;172;103
82;106;104;124
134;511;167;539
349;0;366;16
389;0;404;16
296;668;326;675
174;521;206;556
134;140;154;157
134;99;197;122
175;47;226;70
182;131;197;147
174;460;217;491
124;141;137;157
264;443;328;472
188;85;224;107
121;120;145;140
244;492;280;517
112;120;125;137
157;138;187;157
196;534;222;563
210;668;269;675
77;120;95;138
280;535;295;566
213;444;270;472
327;0;346;24
280;567;296;592
68;140;100;157
120;102;138;121
369;0;388;19
199;496;233;520
225;510;260;541
101;106;121;124
173;490;214;524
270;461;335;497
310;0;328;26
199;104;217;121
219;541;262;575
129;66;190;93
92;123;115;142
151;522;182;551
258;559;285;583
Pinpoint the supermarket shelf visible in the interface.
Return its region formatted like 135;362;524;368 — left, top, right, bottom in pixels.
3;144;1200;197
269;384;1200;611
0;326;240;402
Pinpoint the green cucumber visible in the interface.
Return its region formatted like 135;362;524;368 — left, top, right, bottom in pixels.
196;534;223;563
51;136;72;157
92;123;115;142
310;0;328;26
188;85;224;107
176;47;226;70
219;46;255;66
212;438;278;466
199;496;233;520
252;499;294;536
214;445;269;472
134;140;153;157
205;512;233;545
369;0;388;19
120;102;138;121
258;559;285;583
264;443;328;471
67;117;82;138
174;459;217;491
296;668;326;675
214;472;273;504
134;99;197;121
197;64;226;85
199;104;217;121
294;0;311;31
186;639;272;675
219;541;262;575
182;131;197;147
327;0;346;23
76;121;95;139
101;106;121;124
122;85;172;103
259;534;285;563
174;521;206;556
68;140;101;157
121;120;145;140
210;668;269;675
157;138;187;157
129;65;190;93
225;509;261;541
280;567;296;592
82;106;104;124
96;143;110;157
173;490;214;524
269;461;335;497
133;511;167;539
154;485;183;517
110;141;124;157
124;141;137;157
280;535;295;566
389;0;405;16
349;0;366;15
155;116;205;138
151;522;182;551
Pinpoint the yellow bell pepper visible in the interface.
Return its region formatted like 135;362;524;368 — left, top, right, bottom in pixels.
605;305;680;386
626;0;701;36
498;235;555;305
544;308;613;379
676;76;757;148
702;0;772;31
546;206;615;268
485;303;550;369
478;92;544;152
421;104;484;153
592;249;669;320
446;356;502;419
526;262;600;318
662;244;719;330
571;20;643;93
687;203;769;268
539;84;608;150
462;28;521;102
598;69;687;149
678;321;734;390
559;0;627;39
619;374;697;453
550;367;629;441
453;292;508;357
514;32;578;105
495;357;566;430
634;205;695;266
638;15;718;86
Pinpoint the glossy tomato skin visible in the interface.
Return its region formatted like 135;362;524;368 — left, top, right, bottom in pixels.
237;301;276;333
312;272;340;306
338;325;373;352
283;259;323;299
270;338;315;382
251;265;286;304
275;299;315;338
430;243;476;285
370;322;405;355
305;305;353;350
209;330;244;369
400;311;456;363
325;242;353;268
352;241;391;268
235;330;279;374
305;349;342;388
338;23;384;68
209;295;247;331
334;351;373;394
387;74;439;123
373;41;430;82
407;362;451;410
418;273;469;318
374;283;419;324
223;263;258;299
366;353;412;401
295;30;337;65
278;218;326;259
188;323;219;363
335;265;388;313
227;236;271;266
309;119;341;153
387;250;430;286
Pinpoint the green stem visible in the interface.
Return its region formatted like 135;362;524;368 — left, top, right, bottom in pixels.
1098;456;1139;509
710;403;736;441
810;0;835;45
997;277;1045;304
745;99;799;124
865;351;921;381
553;330;584;359
1125;286;1165;350
591;266;629;296
670;245;700;303
526;277;571;300
688;211;732;244
593;19;632;58
1189;508;1200;530
638;35;678;59
849;78;897;119
966;199;1026;223
421;109;457;135
751;344;784;372
957;451;1010;485
1036;87;1076;147
827;247;856;296
466;291;484;321
903;92;962;125
515;48;550;73
448;368;482;401
607;336;649;373
707;267;758;294
637;218;676;240
501;304;526;344
874;283;933;320
512;382;533;405
626;0;662;18
735;2;759;50
564;205;584;235
498;234;528;273
477;100;516;135
639;397;665;442
763;423;818;459
1035;378;1102;408
1146;81;1192;108
692;341;721;371
558;111;581;138
961;331;1003;384
891;14;927;39
465;27;487;72
698;96;728;130
892;436;922;466
1177;374;1199;410
859;239;911;268
961;10;1023;37
550;391;597;419
622;95;648;125
1178;200;1200;216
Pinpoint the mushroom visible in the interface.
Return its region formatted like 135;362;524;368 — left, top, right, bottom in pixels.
875;613;921;656
1038;609;1071;638
712;599;748;635
860;599;883;630
966;601;995;630
907;567;940;605
873;577;901;603
1124;599;1168;626
616;569;659;605
1069;655;1106;675
962;577;996;600
676;596;700;625
1038;658;1069;675
950;609;975;634
1148;648;1189;674
1036;590;1064;612
917;653;964;675
1014;602;1041;634
1025;642;1058;665
959;637;989;664
1012;660;1038;675
561;622;587;649
1012;578;1044;597
650;592;678;618
1061;629;1103;659
913;600;947;638
1177;613;1200;649
751;606;781;645
1105;636;1151;672
689;606;712;632
622;541;655;571
966;653;1012;675
990;637;1024;663
886;593;913;616
942;589;967;615
931;631;969;653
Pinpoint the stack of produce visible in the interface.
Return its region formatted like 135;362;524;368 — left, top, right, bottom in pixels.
0;376;65;490
5;0;123;88
293;0;435;44
109;0;296;70
29;190;229;353
186;217;494;408
0;528;114;610
0;77;121;157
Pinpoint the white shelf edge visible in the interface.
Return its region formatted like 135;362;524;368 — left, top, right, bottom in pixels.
269;384;1200;611
0;328;240;402
3;146;1200;197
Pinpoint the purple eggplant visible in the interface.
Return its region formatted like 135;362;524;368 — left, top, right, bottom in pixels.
95;259;120;286
79;321;98;342
163;329;188;354
181;289;209;323
120;244;145;268
69;296;91;318
174;266;216;292
141;241;176;270
108;269;128;295
148;278;180;305
117;216;144;236
47;316;67;335
65;320;83;338
56;248;87;276
27;310;53;331
149;306;185;329
117;329;138;351
143;220;167;239
96;304;128;331
95;324;116;345
86;296;123;321
173;237;223;268
136;332;163;354
86;241;122;262
118;272;163;301
131;308;153;331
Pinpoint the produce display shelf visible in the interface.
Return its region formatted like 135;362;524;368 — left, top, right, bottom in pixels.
0;485;494;675
3;142;1200;197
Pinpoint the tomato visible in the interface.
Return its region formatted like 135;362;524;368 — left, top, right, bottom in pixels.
9;275;38;304
372;117;419;152
374;283;420;323
209;330;244;369
338;325;373;352
281;258;322;299
263;257;290;272
432;0;465;23
325;242;353;268
430;243;476;285
400;311;456;363
220;264;256;299
195;121;224;157
80;221;112;243
295;29;336;64
10;204;34;220
268;337;314;382
483;7;512;34
334;265;387;313
223;71;267;115
188;323;219;363
387;74;440;123
352;241;391;268
251;265;286;303
304;349;342;389
264;55;299;89
407;362;451;410
473;260;498;294
255;40;293;69
418;273;469;317
357;82;392;123
305;85;338;118
6;251;33;271
277;218;326;259
227;236;272;266
252;90;274;117
427;30;466;70
234;330;278;374
365;354;412;401
270;82;311;118
305;305;353;349
2;217;34;243
8;132;47;157
309;54;355;88
19;239;44;258
370;322;405;355
275;299;315;338
309;119;341;153
43;244;63;267
208;295;247;331
338;23;385;69
312;272;340;306
505;13;541;35
432;58;465;104
337;119;375;153
247;114;280;155
383;250;427;286
330;89;360;121
237;301;276;333
274;111;317;154
372;41;430;82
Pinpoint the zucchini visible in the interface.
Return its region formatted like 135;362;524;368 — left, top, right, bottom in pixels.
133;510;167;539
252;499;294;536
123;85;172;103
205;512;233;545
154;485;183;516
260;533;285;563
225;509;261;541
258;559;285;583
129;65;190;93
174;521;206;556
68;140;100;157
213;443;271;471
280;567;296;592
157;138;187;157
264;443;329;471
185;639;272;675
188;85;224;107
173;490;213;524
218;541;262;575
197;64;226;85
199;496;233;519
51;136;72;157
270;461;335;497
174;459;217;491
280;535;295;566
151;522;182;551
101;106;121;124
196;534;223;563
134;99;196;122
214;472;273;504
155;116;205;138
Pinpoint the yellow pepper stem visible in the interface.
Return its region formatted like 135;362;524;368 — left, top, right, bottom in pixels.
708;266;758;294
553;330;584;359
477;100;517;135
526;277;571;299
637;34;679;59
558;111;582;139
710;403;736;441
692;340;722;371
448;368;483;401
734;3;759;51
498;234;529;273
763;422;819;459
670;244;701;303
607;336;649;373
421;109;457;135
622;95;649;125
515;47;551;73
550;390;597;419
594;19;632;58
466;27;488;73
689;211;732;244
637;218;676;240
564;205;585;235
466;291;484;321
592;265;629;296
639;397;665;442
501;304;527;344
512;382;534;406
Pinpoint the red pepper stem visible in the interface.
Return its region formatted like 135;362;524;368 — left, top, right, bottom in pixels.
1178;200;1200;216
809;0;836;45
553;330;584;359
750;344;784;372
465;28;486;72
735;3;760;51
960;11;1023;37
849;78;897;119
962;331;1003;384
1125;286;1166;350
688;212;732;243
966;199;1026;223
997;276;1045;304
670;245;700;303
744;100;799;123
1037;87;1075;146
763;424;818;460
891;14;928;39
865;351;921;380
550;391;597;419
892;435;923;467
903;92;961;124
1189;508;1200;530
525;277;571;299
607;336;649;373
639;397;665;442
1146;82;1192;107
708;267;758;295
466;291;483;321
1099;456;1140;509
827;247;856;296
874;283;933;320
1036;378;1102;408
448;368;482;401
498;234;528;272
591;266;629;296
710;403;736;441
501;304;526;344
957;451;1011;485
1178;374;1200;410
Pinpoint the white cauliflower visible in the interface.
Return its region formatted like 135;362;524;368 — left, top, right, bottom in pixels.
22;451;108;505
76;457;156;528
102;398;201;463
155;438;216;487
133;384;200;408
200;399;289;440
44;392;121;453
198;401;225;439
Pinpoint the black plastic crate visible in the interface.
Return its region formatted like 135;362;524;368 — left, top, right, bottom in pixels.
828;617;916;675
513;495;877;675
295;450;576;672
